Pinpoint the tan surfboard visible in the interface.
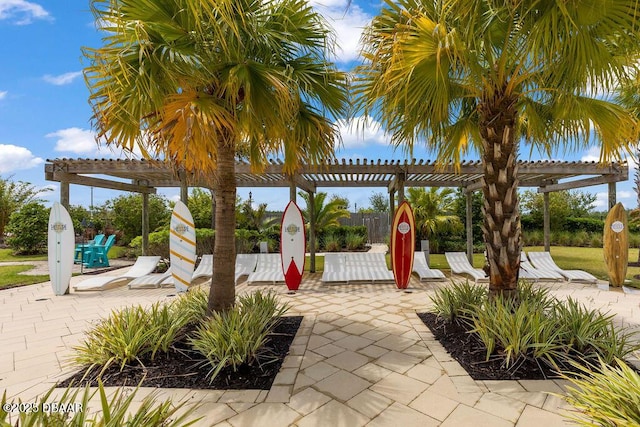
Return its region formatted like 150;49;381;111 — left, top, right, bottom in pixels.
603;202;628;287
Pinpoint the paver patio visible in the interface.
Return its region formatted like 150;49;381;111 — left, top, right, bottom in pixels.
2;265;640;426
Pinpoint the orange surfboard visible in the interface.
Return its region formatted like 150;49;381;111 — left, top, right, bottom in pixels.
391;201;415;289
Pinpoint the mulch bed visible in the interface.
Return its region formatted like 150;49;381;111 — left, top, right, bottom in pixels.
58;316;302;390
417;312;561;380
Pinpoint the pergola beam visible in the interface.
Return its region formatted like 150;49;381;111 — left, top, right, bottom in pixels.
537;173;627;193
48;171;157;194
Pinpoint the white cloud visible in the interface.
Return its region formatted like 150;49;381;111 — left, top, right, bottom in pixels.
0;90;7;100
580;146;601;162
0;144;44;173
312;1;371;64
43;71;83;86
0;0;50;25
336;116;388;149
48;127;98;154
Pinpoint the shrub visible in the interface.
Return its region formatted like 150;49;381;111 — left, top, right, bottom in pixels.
6;202;49;254
629;233;640;248
190;290;288;381
590;234;603;248
571;230;590;247
73;302;189;371
434;282;640;372
0;381;199;426
323;232;341;252
565;217;605;233
129;228;215;258
429;281;487;322
562;359;640;426
345;231;366;250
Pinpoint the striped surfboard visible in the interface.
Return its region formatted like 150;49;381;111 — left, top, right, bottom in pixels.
170;201;197;293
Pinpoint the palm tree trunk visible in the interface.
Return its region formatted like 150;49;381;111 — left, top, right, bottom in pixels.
478;91;521;300
208;137;237;314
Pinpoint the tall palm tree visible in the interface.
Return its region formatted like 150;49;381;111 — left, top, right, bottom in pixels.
84;0;347;312
356;0;640;298
407;187;462;250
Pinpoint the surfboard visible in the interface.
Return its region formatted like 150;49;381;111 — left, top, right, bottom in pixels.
170;201;197;293
48;202;74;296
280;201;306;291
391;201;415;290
603;202;628;287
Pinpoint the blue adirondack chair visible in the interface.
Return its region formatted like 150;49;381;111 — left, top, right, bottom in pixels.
74;234;105;264
84;234;115;268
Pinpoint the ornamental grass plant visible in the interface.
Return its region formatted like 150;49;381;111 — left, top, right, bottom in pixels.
561;359;640;426
190;291;289;381
73;289;288;383
0;381;200;427
429;282;640;373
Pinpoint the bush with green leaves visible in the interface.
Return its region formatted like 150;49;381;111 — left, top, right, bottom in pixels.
73;302;189;372
429;280;487;322
429;282;640;371
190;291;289;381
129;228;215;258
1;380;199;426
345;231;366;250
561;358;640;426
5;201;49;254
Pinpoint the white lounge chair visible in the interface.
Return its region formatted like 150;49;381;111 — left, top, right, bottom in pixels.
445;252;488;283
519;252;564;281
322;252;394;284
74;256;161;291
128;267;173;289
413;252;446;281
247;254;285;285
236;254;258;282
527;252;598;283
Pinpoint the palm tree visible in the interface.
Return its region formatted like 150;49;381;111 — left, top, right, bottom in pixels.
84;0;347;312
407;187;462;251
356;0;639;298
298;191;350;235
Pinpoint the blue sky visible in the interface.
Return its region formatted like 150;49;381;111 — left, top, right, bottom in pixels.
0;0;636;213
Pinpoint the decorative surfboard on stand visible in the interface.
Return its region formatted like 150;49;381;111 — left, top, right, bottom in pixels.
391;200;415;290
603;202;628;287
170;201;197;293
281;201;306;292
48;202;74;296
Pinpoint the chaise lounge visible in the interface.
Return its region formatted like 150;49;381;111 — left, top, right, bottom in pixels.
445;252;489;283
412;252;446;281
527;251;598;283
74;256;161;291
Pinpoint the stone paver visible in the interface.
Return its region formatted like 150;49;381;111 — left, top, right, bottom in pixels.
2;266;639;426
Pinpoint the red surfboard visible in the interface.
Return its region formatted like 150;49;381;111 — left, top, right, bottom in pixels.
280;201;306;291
391;201;415;289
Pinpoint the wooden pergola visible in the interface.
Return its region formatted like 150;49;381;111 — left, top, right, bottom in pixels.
45;158;629;270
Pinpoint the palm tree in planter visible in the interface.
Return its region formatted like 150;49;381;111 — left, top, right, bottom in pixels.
356;0;640;298
407;187;462;253
84;0;347;312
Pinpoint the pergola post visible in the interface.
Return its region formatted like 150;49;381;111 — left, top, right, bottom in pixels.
60;181;70;209
180;183;188;204
608;182;616;209
389;190;396;215
397;173;405;204
289;179;296;203
308;191;316;273
466;191;473;263
543;191;550;251
142;192;149;256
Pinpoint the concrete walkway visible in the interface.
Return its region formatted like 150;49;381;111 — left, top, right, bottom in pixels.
2;269;640;426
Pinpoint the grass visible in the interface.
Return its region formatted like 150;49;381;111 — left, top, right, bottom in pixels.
0;248;47;262
0;265;50;289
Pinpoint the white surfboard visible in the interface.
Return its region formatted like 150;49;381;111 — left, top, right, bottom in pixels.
280;201;306;291
48;202;74;296
170;201;197;293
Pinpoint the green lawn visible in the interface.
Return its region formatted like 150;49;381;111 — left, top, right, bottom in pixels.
0;265;50;289
0;248;47;262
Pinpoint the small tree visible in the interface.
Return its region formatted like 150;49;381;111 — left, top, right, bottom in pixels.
369;192;389;212
0;176;49;242
298;191;350;236
188;188;214;229
108;194;171;244
6;202;49;254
